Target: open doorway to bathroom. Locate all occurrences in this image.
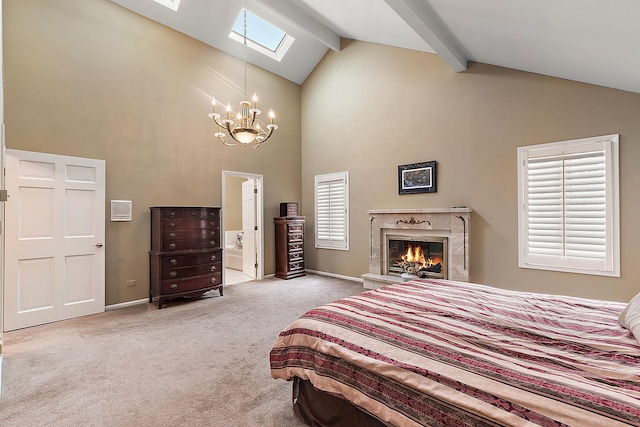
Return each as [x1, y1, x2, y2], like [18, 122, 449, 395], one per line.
[222, 171, 264, 285]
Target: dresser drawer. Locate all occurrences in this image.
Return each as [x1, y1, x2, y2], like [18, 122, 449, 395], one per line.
[288, 233, 303, 243]
[162, 229, 220, 241]
[289, 260, 304, 271]
[287, 223, 304, 233]
[161, 208, 220, 220]
[162, 239, 219, 251]
[289, 242, 303, 252]
[163, 262, 221, 280]
[161, 219, 220, 231]
[161, 273, 222, 295]
[162, 251, 221, 268]
[288, 251, 303, 262]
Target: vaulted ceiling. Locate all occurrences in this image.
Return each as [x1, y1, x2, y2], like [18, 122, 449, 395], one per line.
[109, 0, 640, 94]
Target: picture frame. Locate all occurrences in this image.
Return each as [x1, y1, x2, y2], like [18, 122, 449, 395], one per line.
[398, 161, 437, 195]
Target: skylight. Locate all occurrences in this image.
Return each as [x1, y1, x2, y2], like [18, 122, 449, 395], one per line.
[229, 10, 295, 62]
[153, 0, 181, 12]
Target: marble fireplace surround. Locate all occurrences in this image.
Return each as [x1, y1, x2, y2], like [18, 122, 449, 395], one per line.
[362, 208, 471, 289]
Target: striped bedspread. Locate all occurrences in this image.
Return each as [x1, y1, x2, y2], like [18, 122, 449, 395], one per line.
[270, 279, 640, 426]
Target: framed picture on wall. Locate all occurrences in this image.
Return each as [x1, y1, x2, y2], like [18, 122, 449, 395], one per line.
[398, 161, 437, 194]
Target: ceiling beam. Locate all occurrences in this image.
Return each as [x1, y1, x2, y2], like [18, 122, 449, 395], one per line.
[383, 0, 467, 72]
[259, 0, 341, 52]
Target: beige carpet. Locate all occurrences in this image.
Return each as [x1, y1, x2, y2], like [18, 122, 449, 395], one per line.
[0, 274, 366, 427]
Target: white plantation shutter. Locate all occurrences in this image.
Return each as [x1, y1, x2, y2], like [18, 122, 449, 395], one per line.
[518, 135, 619, 277]
[527, 158, 564, 257]
[564, 154, 607, 259]
[315, 172, 349, 250]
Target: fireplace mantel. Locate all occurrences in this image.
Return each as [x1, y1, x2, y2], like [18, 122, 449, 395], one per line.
[363, 208, 471, 289]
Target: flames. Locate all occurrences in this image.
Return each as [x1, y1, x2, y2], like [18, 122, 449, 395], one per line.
[401, 244, 428, 269]
[400, 244, 441, 272]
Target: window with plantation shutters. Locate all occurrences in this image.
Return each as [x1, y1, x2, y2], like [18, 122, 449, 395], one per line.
[517, 134, 619, 277]
[315, 172, 349, 250]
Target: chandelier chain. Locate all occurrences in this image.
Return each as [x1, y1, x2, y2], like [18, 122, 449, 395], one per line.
[243, 0, 248, 102]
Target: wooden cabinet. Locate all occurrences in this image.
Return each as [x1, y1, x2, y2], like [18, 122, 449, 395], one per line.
[149, 206, 223, 308]
[275, 216, 306, 280]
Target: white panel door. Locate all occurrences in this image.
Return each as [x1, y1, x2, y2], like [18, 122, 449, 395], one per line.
[4, 150, 105, 331]
[242, 179, 256, 279]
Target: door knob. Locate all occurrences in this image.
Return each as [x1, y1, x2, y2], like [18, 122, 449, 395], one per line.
[94, 243, 104, 248]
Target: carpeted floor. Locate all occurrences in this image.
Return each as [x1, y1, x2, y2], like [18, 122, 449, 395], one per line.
[0, 274, 366, 427]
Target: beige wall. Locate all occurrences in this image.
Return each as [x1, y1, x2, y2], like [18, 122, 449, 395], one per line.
[302, 40, 640, 302]
[3, 0, 302, 305]
[6, 1, 640, 306]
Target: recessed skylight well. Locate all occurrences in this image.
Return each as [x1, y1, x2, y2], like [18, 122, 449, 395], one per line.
[153, 0, 181, 12]
[229, 10, 295, 62]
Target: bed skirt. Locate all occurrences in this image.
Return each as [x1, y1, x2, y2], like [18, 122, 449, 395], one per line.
[292, 377, 388, 427]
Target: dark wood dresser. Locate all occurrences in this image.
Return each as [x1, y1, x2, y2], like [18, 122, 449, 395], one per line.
[274, 216, 306, 279]
[149, 206, 223, 309]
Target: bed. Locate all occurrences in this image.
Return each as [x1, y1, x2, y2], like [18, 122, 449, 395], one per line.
[269, 279, 640, 426]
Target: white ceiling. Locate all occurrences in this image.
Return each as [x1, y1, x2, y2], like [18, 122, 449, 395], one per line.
[109, 0, 640, 94]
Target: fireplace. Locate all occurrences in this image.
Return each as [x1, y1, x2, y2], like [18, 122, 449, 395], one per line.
[362, 208, 471, 289]
[387, 236, 447, 279]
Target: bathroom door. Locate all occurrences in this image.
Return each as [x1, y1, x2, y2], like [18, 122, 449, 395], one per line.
[241, 179, 257, 278]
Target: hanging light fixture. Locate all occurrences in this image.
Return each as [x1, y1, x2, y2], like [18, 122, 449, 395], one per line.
[208, 2, 278, 148]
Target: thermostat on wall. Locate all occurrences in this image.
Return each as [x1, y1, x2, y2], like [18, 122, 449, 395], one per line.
[111, 200, 133, 221]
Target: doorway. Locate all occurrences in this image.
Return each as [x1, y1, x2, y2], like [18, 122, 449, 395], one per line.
[222, 171, 264, 285]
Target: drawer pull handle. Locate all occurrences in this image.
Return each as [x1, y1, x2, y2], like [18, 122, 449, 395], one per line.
[210, 266, 217, 272]
[169, 212, 176, 218]
[210, 231, 216, 236]
[170, 259, 177, 265]
[170, 283, 178, 289]
[210, 278, 217, 284]
[169, 223, 176, 229]
[210, 241, 216, 247]
[210, 255, 217, 261]
[169, 243, 177, 250]
[169, 271, 177, 278]
[191, 212, 197, 217]
[169, 233, 176, 239]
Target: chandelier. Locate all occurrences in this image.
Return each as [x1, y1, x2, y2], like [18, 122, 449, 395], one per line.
[208, 3, 278, 148]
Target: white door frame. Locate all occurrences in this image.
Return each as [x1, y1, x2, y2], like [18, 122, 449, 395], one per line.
[241, 178, 257, 278]
[1, 0, 5, 387]
[221, 171, 264, 282]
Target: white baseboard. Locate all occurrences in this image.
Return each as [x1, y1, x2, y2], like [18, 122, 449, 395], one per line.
[105, 298, 148, 311]
[305, 270, 364, 284]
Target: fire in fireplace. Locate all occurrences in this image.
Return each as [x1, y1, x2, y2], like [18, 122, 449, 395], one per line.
[387, 236, 447, 279]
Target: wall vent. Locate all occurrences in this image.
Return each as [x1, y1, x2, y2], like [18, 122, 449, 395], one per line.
[111, 200, 132, 222]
